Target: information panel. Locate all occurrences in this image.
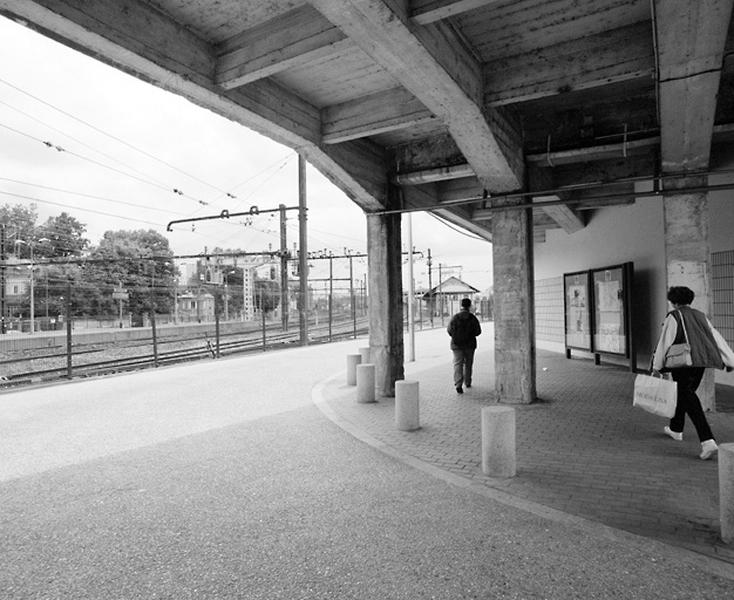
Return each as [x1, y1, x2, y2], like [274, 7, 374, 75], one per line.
[563, 271, 592, 351]
[591, 265, 628, 355]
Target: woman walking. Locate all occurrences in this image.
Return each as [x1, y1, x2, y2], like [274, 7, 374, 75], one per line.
[652, 286, 734, 460]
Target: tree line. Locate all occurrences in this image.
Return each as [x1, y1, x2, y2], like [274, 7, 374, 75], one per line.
[1, 203, 280, 321]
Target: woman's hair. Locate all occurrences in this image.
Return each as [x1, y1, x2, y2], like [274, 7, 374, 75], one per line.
[667, 286, 695, 305]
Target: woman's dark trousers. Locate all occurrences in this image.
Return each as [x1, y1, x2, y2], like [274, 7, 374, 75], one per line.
[670, 367, 714, 442]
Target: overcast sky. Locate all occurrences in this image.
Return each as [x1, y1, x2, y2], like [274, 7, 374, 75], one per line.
[0, 15, 493, 292]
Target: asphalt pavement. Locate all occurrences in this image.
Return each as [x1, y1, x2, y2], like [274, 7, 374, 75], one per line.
[1, 330, 733, 598]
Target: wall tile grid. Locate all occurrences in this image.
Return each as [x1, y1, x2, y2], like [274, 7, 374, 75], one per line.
[534, 276, 564, 343]
[712, 249, 734, 347]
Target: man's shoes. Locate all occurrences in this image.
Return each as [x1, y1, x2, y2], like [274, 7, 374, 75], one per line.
[664, 426, 682, 441]
[700, 439, 718, 460]
[456, 386, 463, 394]
[465, 383, 471, 389]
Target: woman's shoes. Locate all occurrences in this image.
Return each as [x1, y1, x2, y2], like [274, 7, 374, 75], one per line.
[664, 426, 682, 441]
[700, 439, 718, 460]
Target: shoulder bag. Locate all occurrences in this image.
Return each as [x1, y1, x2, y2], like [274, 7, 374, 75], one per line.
[664, 310, 693, 369]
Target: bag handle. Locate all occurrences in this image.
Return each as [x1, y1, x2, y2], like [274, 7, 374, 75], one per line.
[676, 309, 689, 343]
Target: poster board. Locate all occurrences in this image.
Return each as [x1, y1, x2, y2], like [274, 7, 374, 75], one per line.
[563, 271, 592, 351]
[564, 262, 634, 364]
[590, 264, 631, 356]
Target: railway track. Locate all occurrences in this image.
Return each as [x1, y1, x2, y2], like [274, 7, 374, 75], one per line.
[0, 319, 369, 389]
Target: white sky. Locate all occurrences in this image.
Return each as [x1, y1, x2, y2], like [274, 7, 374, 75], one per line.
[0, 15, 493, 292]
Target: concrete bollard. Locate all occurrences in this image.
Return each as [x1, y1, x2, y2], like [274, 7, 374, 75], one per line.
[395, 380, 420, 431]
[720, 443, 734, 544]
[481, 406, 516, 478]
[359, 346, 371, 364]
[356, 363, 376, 403]
[346, 354, 362, 386]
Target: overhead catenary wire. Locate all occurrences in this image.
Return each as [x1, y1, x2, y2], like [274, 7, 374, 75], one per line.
[0, 177, 190, 217]
[0, 97, 185, 193]
[0, 120, 211, 206]
[0, 75, 233, 196]
[0, 190, 163, 228]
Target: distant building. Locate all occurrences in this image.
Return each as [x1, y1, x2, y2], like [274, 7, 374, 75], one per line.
[423, 276, 481, 317]
[2, 257, 30, 320]
[175, 290, 215, 322]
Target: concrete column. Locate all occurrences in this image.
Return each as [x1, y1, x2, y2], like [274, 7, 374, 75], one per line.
[366, 210, 404, 398]
[481, 406, 516, 477]
[663, 183, 714, 410]
[346, 353, 361, 386]
[720, 443, 734, 544]
[491, 200, 536, 404]
[356, 363, 376, 404]
[359, 346, 370, 364]
[395, 380, 419, 431]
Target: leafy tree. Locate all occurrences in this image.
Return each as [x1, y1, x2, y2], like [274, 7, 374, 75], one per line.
[83, 230, 178, 317]
[36, 212, 89, 258]
[0, 203, 39, 251]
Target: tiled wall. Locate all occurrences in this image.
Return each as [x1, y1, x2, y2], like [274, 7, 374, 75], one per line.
[534, 276, 564, 344]
[536, 253, 734, 349]
[712, 249, 734, 347]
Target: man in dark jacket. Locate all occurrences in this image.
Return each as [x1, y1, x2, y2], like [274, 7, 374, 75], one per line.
[447, 298, 482, 394]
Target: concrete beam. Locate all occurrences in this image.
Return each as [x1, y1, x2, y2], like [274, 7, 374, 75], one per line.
[410, 0, 505, 25]
[322, 87, 436, 144]
[0, 0, 389, 210]
[395, 164, 475, 185]
[532, 196, 585, 234]
[654, 0, 734, 172]
[215, 5, 350, 89]
[310, 0, 524, 192]
[484, 22, 654, 106]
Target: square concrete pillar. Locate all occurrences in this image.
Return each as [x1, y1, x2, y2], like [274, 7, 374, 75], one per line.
[367, 211, 404, 398]
[663, 187, 714, 410]
[491, 200, 536, 404]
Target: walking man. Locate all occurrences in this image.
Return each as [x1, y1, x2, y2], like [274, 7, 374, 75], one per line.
[447, 297, 481, 394]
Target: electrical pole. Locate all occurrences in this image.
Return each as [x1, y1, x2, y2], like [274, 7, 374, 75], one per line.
[439, 263, 444, 326]
[279, 203, 288, 331]
[0, 224, 5, 334]
[427, 248, 433, 328]
[407, 214, 415, 361]
[349, 252, 356, 339]
[298, 154, 308, 345]
[328, 252, 333, 341]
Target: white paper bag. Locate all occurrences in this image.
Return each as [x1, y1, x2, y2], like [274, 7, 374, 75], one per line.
[633, 374, 677, 418]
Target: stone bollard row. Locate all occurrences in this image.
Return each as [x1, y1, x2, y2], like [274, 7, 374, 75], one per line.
[356, 363, 376, 403]
[359, 346, 370, 364]
[395, 380, 420, 431]
[481, 406, 516, 478]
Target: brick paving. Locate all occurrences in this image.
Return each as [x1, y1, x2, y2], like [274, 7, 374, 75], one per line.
[319, 328, 734, 564]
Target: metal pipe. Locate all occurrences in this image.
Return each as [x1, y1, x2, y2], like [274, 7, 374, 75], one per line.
[373, 180, 734, 217]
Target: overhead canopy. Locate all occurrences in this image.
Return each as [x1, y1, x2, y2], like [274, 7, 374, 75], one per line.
[1, 0, 733, 242]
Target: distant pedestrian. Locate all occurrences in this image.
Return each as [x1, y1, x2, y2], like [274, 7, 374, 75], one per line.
[447, 298, 481, 394]
[652, 286, 734, 460]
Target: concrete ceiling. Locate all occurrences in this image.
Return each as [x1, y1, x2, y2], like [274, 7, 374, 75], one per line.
[2, 0, 733, 242]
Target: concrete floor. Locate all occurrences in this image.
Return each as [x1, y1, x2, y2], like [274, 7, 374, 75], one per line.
[1, 333, 733, 598]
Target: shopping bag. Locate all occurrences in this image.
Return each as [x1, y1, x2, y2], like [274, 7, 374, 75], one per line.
[633, 374, 677, 418]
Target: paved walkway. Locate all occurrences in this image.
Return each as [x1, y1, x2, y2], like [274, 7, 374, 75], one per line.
[315, 326, 734, 566]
